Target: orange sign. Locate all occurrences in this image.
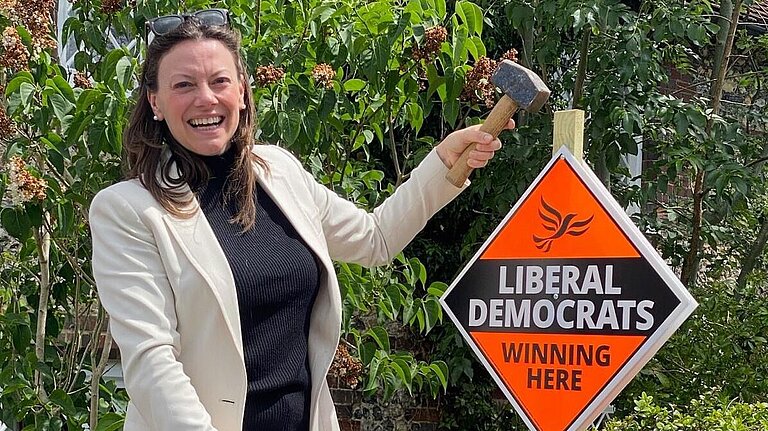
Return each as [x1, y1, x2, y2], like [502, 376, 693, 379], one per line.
[440, 148, 697, 431]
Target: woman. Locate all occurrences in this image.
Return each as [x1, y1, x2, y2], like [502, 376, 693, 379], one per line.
[89, 10, 513, 431]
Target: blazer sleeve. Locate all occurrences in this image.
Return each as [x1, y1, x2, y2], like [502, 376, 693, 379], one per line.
[89, 187, 218, 431]
[290, 147, 467, 267]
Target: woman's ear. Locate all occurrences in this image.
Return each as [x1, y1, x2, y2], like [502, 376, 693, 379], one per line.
[147, 91, 163, 120]
[238, 75, 246, 110]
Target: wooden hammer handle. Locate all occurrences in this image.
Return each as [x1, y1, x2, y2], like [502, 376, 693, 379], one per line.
[445, 95, 520, 187]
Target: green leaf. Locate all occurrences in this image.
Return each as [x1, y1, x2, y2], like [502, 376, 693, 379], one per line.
[415, 306, 426, 332]
[56, 202, 75, 235]
[318, 91, 337, 119]
[407, 103, 424, 132]
[392, 359, 413, 393]
[359, 341, 376, 366]
[53, 75, 76, 103]
[364, 356, 381, 392]
[5, 72, 34, 96]
[427, 281, 448, 297]
[8, 82, 36, 114]
[49, 93, 74, 123]
[310, 4, 336, 24]
[362, 129, 374, 144]
[366, 326, 390, 351]
[26, 204, 43, 227]
[423, 299, 441, 333]
[434, 0, 446, 18]
[429, 361, 448, 390]
[343, 79, 366, 92]
[460, 2, 483, 36]
[115, 56, 133, 90]
[464, 37, 478, 61]
[94, 413, 125, 431]
[76, 89, 104, 112]
[101, 49, 127, 82]
[49, 389, 77, 415]
[454, 1, 468, 26]
[281, 111, 303, 148]
[371, 123, 384, 145]
[444, 98, 459, 128]
[302, 110, 321, 142]
[384, 284, 404, 313]
[452, 26, 468, 64]
[66, 113, 94, 147]
[1, 207, 32, 241]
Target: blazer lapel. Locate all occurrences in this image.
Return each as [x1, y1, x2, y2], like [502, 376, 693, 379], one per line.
[253, 157, 330, 270]
[155, 148, 334, 363]
[161, 209, 243, 358]
[154, 154, 244, 358]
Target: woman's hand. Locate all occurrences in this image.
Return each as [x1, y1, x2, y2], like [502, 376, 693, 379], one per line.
[435, 119, 516, 169]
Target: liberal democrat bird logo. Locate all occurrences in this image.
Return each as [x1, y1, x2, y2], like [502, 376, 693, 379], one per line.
[532, 197, 594, 252]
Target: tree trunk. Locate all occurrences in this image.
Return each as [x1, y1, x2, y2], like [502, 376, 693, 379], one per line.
[254, 0, 261, 39]
[90, 311, 113, 431]
[737, 215, 768, 289]
[680, 0, 742, 286]
[710, 0, 733, 82]
[33, 220, 51, 404]
[518, 0, 537, 128]
[734, 141, 768, 287]
[572, 28, 591, 109]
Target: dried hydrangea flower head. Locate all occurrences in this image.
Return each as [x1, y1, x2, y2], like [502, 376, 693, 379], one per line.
[311, 63, 335, 89]
[412, 25, 447, 62]
[461, 56, 499, 108]
[6, 155, 47, 205]
[327, 344, 363, 389]
[0, 27, 30, 71]
[255, 64, 285, 86]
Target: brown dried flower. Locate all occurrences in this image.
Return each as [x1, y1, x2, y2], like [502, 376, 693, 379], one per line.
[499, 48, 519, 63]
[0, 0, 57, 55]
[1, 27, 29, 71]
[100, 0, 122, 14]
[311, 63, 335, 89]
[73, 71, 91, 89]
[412, 25, 448, 62]
[0, 106, 17, 138]
[417, 66, 428, 92]
[255, 64, 285, 86]
[0, 0, 18, 21]
[328, 344, 363, 389]
[6, 155, 47, 205]
[461, 56, 498, 108]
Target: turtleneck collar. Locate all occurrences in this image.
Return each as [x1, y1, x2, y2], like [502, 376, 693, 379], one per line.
[199, 144, 238, 180]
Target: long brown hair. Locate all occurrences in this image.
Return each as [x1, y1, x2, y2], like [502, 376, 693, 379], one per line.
[124, 18, 267, 231]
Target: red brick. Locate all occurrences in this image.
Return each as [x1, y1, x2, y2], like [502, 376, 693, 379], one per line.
[409, 407, 440, 422]
[338, 418, 361, 431]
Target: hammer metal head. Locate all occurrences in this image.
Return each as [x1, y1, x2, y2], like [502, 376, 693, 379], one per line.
[491, 60, 551, 113]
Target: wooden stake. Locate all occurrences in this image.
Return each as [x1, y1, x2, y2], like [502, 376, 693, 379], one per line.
[553, 110, 584, 161]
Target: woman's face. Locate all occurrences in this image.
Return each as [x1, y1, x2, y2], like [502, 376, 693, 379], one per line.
[148, 38, 245, 156]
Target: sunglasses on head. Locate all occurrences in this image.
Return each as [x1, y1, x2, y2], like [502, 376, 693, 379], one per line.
[146, 8, 230, 37]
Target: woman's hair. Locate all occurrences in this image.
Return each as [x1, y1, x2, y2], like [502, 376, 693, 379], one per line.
[124, 18, 267, 231]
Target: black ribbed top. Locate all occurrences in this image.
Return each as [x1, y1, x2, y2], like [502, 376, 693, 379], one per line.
[193, 148, 319, 431]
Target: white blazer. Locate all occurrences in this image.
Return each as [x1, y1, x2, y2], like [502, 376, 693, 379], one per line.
[89, 145, 466, 431]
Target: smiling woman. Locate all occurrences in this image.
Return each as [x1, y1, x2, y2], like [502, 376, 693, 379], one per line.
[147, 39, 245, 157]
[88, 10, 512, 431]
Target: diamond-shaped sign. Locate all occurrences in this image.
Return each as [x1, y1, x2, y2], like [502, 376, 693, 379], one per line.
[440, 148, 697, 431]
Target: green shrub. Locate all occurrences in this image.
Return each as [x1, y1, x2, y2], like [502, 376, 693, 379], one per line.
[605, 391, 768, 431]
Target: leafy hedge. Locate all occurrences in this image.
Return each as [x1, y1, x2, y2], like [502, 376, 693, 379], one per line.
[605, 391, 768, 431]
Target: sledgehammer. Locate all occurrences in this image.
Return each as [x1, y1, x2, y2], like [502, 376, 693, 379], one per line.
[445, 60, 551, 187]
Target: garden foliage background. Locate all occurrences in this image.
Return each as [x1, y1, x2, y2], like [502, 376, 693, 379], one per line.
[0, 0, 767, 429]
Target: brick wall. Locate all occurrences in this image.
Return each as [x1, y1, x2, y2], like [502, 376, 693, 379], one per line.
[330, 375, 442, 431]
